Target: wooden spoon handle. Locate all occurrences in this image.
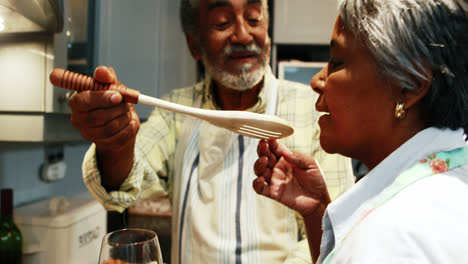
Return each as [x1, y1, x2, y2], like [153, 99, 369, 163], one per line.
[49, 68, 140, 104]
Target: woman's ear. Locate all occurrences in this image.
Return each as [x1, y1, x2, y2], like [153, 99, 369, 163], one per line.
[400, 68, 432, 110]
[186, 34, 201, 61]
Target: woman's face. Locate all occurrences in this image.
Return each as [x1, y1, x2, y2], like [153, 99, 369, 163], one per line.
[311, 17, 399, 166]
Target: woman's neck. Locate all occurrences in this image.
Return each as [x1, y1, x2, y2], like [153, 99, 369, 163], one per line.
[360, 118, 428, 171]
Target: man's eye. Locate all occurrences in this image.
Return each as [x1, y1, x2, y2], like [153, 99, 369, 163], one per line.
[248, 18, 261, 25]
[213, 21, 231, 29]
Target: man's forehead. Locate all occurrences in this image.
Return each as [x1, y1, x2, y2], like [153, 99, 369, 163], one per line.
[201, 0, 263, 10]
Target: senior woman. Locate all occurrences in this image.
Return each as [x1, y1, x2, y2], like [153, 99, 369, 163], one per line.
[253, 0, 468, 263]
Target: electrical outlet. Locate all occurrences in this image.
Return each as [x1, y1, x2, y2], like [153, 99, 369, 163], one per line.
[40, 145, 67, 182]
[41, 161, 67, 182]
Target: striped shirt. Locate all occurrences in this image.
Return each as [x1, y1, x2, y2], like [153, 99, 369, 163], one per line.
[83, 68, 355, 264]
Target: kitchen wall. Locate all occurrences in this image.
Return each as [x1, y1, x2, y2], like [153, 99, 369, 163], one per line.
[0, 140, 91, 207]
[0, 0, 196, 208]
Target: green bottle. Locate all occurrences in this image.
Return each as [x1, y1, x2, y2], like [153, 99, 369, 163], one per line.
[0, 189, 22, 264]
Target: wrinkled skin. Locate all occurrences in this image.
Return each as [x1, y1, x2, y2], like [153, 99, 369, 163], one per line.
[68, 66, 140, 151]
[252, 139, 331, 217]
[68, 66, 140, 189]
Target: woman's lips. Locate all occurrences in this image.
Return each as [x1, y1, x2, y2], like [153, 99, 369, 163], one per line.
[318, 113, 330, 127]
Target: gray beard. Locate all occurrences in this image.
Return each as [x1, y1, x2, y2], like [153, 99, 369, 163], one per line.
[202, 58, 265, 91]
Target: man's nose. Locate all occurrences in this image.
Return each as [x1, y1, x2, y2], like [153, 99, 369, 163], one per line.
[230, 19, 253, 44]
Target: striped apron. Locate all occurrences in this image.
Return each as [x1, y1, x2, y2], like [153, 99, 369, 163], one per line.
[171, 77, 299, 264]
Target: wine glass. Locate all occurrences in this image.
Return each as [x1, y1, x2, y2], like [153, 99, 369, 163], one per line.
[98, 228, 163, 264]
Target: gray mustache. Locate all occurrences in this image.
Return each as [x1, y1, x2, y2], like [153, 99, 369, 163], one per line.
[224, 43, 262, 56]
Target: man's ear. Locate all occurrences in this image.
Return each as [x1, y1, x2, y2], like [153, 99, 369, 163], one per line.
[186, 34, 201, 61]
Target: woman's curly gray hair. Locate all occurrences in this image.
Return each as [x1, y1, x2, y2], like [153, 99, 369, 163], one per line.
[338, 0, 468, 135]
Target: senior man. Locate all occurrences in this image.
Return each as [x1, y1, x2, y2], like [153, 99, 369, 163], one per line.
[69, 0, 355, 263]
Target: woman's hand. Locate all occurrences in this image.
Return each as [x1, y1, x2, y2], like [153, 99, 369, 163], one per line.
[252, 139, 331, 217]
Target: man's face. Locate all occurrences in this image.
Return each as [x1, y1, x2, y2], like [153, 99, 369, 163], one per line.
[195, 0, 271, 91]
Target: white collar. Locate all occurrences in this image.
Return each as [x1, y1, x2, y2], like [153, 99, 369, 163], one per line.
[326, 127, 466, 244]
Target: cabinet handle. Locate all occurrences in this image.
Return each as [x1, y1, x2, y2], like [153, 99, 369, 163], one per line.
[49, 68, 140, 104]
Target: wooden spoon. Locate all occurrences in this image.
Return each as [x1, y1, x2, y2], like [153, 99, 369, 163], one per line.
[50, 68, 294, 139]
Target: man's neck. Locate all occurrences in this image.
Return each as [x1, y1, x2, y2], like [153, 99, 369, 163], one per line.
[212, 79, 264, 110]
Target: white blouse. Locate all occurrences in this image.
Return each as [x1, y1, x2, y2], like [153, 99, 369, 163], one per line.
[319, 127, 468, 263]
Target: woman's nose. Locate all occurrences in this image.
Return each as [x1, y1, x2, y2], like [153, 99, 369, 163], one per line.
[311, 67, 326, 95]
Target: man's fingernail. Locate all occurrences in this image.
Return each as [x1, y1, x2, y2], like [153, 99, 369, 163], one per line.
[110, 93, 122, 104]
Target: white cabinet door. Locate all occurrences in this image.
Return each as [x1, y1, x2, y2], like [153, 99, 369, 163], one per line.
[95, 0, 197, 119]
[0, 0, 84, 142]
[0, 0, 68, 113]
[0, 41, 47, 112]
[273, 0, 338, 44]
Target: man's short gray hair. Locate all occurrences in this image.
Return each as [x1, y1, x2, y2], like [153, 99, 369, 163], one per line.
[180, 0, 199, 35]
[338, 0, 468, 134]
[179, 0, 269, 36]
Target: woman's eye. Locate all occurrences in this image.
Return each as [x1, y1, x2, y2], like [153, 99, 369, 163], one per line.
[329, 58, 343, 70]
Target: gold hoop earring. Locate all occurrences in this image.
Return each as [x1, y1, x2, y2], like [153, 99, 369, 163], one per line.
[395, 102, 406, 119]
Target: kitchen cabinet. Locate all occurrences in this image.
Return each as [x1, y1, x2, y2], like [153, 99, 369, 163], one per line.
[0, 0, 84, 142]
[273, 0, 338, 44]
[0, 0, 197, 141]
[95, 0, 197, 119]
[271, 0, 336, 75]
